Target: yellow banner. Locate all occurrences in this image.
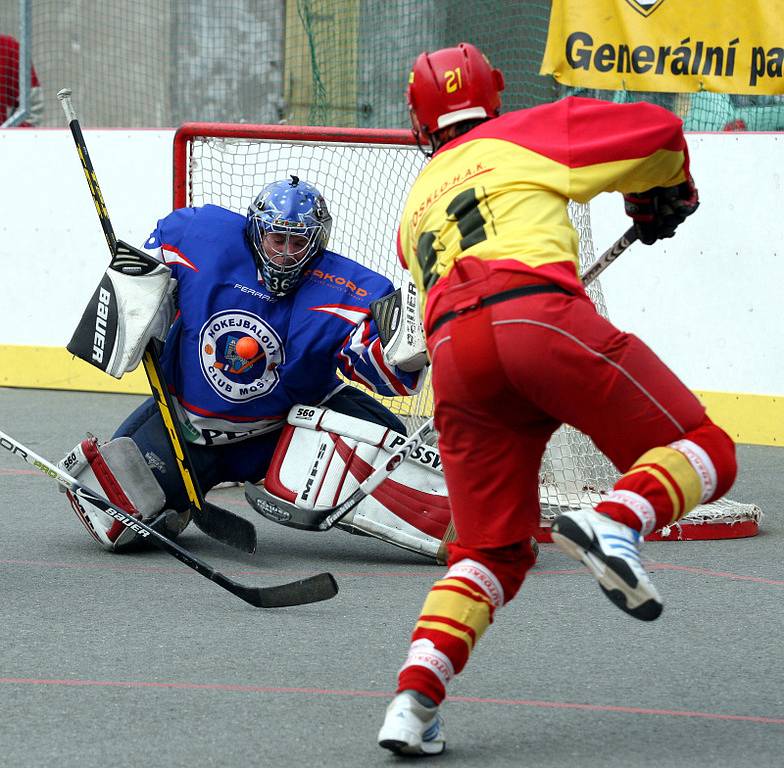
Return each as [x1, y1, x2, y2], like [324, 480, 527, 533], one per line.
[541, 0, 784, 94]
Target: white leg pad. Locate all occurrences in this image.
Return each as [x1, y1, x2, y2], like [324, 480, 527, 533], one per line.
[264, 406, 451, 558]
[58, 436, 166, 551]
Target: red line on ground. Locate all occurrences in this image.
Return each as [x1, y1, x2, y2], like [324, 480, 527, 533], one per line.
[0, 678, 782, 725]
[0, 558, 590, 580]
[0, 559, 331, 578]
[651, 563, 784, 586]
[0, 468, 39, 476]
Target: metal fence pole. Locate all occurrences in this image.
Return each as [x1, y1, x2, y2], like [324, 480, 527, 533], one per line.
[2, 0, 32, 127]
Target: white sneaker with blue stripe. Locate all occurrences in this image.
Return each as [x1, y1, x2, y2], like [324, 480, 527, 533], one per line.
[378, 692, 445, 756]
[551, 508, 663, 621]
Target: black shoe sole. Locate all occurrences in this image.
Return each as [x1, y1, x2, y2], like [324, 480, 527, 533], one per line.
[379, 738, 445, 757]
[552, 516, 662, 622]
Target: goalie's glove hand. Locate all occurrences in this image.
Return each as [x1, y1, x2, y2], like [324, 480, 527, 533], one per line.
[623, 176, 699, 245]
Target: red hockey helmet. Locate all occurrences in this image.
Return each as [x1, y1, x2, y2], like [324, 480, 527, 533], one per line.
[407, 43, 505, 138]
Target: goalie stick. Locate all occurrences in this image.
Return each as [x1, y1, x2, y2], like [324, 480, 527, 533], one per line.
[0, 429, 337, 607]
[246, 227, 638, 534]
[57, 87, 256, 555]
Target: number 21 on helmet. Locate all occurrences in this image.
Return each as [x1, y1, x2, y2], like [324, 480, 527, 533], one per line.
[406, 42, 505, 153]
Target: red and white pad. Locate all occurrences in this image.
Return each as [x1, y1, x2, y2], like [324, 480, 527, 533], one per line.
[263, 405, 451, 558]
[58, 436, 167, 551]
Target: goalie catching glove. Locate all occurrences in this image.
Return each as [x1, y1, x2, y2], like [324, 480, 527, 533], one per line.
[67, 240, 177, 378]
[623, 175, 699, 245]
[370, 272, 429, 372]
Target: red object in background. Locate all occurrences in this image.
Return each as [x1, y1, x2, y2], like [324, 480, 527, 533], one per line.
[722, 118, 748, 132]
[0, 33, 40, 126]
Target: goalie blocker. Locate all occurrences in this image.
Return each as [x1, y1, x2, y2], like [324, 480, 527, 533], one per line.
[370, 272, 428, 372]
[256, 405, 450, 559]
[67, 241, 176, 379]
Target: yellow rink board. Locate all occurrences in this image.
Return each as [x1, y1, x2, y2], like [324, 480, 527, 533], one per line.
[0, 344, 780, 447]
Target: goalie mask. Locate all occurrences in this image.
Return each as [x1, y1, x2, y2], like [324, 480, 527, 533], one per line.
[246, 176, 332, 296]
[407, 42, 504, 153]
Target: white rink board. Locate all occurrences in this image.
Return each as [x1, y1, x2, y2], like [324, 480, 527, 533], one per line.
[590, 132, 784, 397]
[0, 128, 781, 397]
[0, 129, 173, 347]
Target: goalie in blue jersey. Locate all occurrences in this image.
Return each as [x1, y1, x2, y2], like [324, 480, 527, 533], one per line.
[58, 176, 453, 557]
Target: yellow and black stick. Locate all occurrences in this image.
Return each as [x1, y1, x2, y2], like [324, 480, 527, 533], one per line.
[57, 87, 256, 554]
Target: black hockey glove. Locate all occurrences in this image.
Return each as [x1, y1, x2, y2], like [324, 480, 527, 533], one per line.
[623, 176, 699, 245]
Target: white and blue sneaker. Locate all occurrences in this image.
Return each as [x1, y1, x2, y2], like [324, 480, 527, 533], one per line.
[551, 508, 663, 621]
[378, 691, 445, 756]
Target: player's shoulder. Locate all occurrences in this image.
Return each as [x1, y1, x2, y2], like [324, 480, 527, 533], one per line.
[155, 204, 244, 242]
[304, 249, 394, 304]
[458, 102, 571, 143]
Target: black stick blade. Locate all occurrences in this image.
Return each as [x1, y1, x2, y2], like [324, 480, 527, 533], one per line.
[192, 502, 258, 554]
[238, 572, 339, 608]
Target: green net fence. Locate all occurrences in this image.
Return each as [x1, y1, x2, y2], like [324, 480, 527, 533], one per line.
[3, 0, 784, 130]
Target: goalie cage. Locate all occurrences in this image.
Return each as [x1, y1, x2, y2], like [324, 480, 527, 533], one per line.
[173, 122, 761, 543]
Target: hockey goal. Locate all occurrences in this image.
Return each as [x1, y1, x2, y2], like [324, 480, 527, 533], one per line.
[173, 123, 761, 542]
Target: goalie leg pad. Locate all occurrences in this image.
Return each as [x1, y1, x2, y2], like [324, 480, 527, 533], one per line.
[58, 436, 174, 551]
[264, 406, 451, 558]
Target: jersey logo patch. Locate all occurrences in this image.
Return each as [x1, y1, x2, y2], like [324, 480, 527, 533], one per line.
[198, 310, 285, 402]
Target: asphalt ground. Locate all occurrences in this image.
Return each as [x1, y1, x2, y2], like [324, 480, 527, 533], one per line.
[1, 387, 782, 768]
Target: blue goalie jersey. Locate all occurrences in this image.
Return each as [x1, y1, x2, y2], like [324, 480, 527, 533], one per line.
[143, 205, 424, 445]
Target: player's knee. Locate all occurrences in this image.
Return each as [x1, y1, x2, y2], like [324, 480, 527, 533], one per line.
[447, 539, 536, 603]
[678, 416, 737, 502]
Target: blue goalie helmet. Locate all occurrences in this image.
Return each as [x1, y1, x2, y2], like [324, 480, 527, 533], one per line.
[246, 175, 333, 296]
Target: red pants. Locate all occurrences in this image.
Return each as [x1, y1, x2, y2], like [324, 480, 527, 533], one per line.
[396, 258, 736, 704]
[427, 258, 731, 553]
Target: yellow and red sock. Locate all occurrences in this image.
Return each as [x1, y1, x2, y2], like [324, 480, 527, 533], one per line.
[597, 417, 737, 534]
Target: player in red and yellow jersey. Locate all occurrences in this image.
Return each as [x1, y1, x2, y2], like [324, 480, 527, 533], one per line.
[378, 43, 738, 757]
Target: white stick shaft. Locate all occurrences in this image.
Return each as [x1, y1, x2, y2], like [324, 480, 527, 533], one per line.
[360, 417, 436, 495]
[57, 87, 77, 123]
[0, 429, 76, 488]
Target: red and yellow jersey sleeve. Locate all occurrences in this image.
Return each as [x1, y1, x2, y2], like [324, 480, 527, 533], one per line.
[398, 96, 690, 310]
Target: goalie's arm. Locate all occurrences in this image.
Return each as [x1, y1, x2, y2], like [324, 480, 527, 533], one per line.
[335, 278, 426, 397]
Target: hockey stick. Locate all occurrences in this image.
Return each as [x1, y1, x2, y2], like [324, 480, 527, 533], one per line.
[580, 226, 637, 285]
[0, 429, 337, 607]
[246, 226, 638, 534]
[57, 87, 256, 555]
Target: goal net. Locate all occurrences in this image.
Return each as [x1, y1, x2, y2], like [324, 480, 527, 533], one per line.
[173, 123, 761, 541]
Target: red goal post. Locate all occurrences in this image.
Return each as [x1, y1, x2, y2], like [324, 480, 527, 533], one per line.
[172, 122, 761, 542]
